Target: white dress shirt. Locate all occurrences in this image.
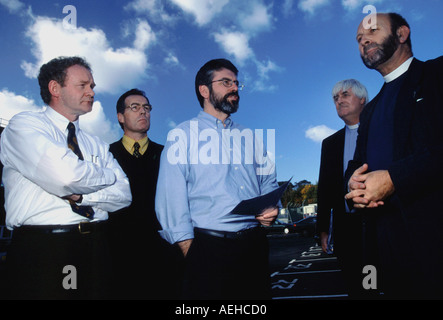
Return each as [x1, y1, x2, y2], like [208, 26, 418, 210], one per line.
[0, 107, 132, 229]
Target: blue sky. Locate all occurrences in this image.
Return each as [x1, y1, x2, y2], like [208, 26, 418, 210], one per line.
[0, 0, 442, 184]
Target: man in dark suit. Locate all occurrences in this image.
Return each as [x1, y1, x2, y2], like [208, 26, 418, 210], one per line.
[346, 13, 443, 298]
[108, 88, 182, 299]
[317, 79, 368, 297]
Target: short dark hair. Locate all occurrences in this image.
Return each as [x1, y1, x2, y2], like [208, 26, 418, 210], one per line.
[38, 56, 91, 105]
[116, 88, 150, 129]
[387, 12, 412, 53]
[195, 59, 238, 108]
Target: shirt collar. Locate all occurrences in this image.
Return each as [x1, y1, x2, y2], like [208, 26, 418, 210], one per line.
[198, 110, 233, 129]
[384, 57, 413, 83]
[122, 135, 149, 154]
[45, 107, 79, 133]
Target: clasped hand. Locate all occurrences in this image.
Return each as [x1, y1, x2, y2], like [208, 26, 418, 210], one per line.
[345, 163, 395, 209]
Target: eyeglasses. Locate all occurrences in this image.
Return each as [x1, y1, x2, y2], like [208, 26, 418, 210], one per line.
[209, 78, 245, 91]
[125, 103, 152, 113]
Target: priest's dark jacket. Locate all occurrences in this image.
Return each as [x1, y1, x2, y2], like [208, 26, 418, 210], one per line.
[345, 57, 443, 298]
[317, 127, 365, 296]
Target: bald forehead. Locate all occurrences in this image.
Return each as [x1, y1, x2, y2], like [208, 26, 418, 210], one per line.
[358, 13, 390, 31]
[356, 13, 393, 43]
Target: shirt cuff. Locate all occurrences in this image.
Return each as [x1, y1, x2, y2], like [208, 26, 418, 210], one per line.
[158, 224, 194, 244]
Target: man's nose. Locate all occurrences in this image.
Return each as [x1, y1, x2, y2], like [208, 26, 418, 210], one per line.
[86, 86, 95, 97]
[360, 34, 371, 47]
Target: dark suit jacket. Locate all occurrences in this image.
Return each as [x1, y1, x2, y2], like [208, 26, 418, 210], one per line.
[345, 57, 443, 297]
[317, 128, 345, 234]
[317, 128, 362, 258]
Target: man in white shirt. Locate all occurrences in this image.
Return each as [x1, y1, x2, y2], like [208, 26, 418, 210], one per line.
[0, 56, 132, 299]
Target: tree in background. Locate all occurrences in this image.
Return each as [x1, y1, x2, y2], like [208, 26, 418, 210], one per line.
[280, 179, 317, 208]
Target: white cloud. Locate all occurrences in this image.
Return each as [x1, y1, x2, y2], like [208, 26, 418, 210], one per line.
[134, 19, 157, 51]
[126, 0, 279, 92]
[170, 0, 229, 26]
[341, 0, 383, 12]
[0, 89, 43, 125]
[257, 59, 281, 78]
[251, 59, 283, 92]
[20, 17, 153, 95]
[0, 0, 24, 13]
[164, 53, 181, 68]
[80, 101, 121, 144]
[213, 31, 282, 92]
[305, 125, 336, 142]
[298, 0, 330, 15]
[282, 0, 296, 17]
[240, 3, 273, 33]
[213, 31, 254, 64]
[125, 0, 176, 24]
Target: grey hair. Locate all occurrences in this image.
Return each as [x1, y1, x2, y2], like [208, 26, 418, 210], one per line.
[332, 79, 369, 105]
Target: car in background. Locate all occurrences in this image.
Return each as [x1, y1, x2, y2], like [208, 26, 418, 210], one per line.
[265, 219, 296, 235]
[293, 216, 317, 237]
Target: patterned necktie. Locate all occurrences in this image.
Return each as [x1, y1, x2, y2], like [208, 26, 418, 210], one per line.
[67, 122, 94, 219]
[133, 142, 141, 158]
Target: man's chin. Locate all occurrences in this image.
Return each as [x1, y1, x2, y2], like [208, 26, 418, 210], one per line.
[215, 106, 238, 115]
[361, 56, 380, 70]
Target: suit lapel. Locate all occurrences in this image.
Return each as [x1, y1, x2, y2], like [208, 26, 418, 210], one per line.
[329, 128, 346, 180]
[393, 58, 424, 159]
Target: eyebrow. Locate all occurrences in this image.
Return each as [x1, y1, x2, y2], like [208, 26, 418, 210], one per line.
[78, 79, 95, 87]
[215, 77, 237, 82]
[129, 102, 151, 106]
[333, 91, 349, 100]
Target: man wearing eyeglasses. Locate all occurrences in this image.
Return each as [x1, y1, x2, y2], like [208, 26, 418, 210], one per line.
[108, 88, 182, 299]
[155, 59, 279, 300]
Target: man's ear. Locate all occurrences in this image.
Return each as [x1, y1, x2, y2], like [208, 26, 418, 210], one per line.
[199, 85, 210, 99]
[48, 80, 60, 96]
[117, 112, 125, 126]
[397, 25, 410, 44]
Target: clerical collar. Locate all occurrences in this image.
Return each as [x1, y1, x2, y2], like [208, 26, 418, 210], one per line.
[384, 57, 413, 83]
[346, 123, 359, 130]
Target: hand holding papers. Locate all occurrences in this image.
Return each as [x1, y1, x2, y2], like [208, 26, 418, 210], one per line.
[231, 179, 291, 215]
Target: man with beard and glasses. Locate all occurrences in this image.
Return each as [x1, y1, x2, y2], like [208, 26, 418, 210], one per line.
[345, 13, 443, 298]
[155, 59, 279, 300]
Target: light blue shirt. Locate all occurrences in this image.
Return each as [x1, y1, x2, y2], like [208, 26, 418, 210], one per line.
[155, 111, 279, 244]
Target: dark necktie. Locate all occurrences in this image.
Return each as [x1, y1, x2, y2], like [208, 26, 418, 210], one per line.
[67, 122, 94, 219]
[133, 142, 141, 158]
